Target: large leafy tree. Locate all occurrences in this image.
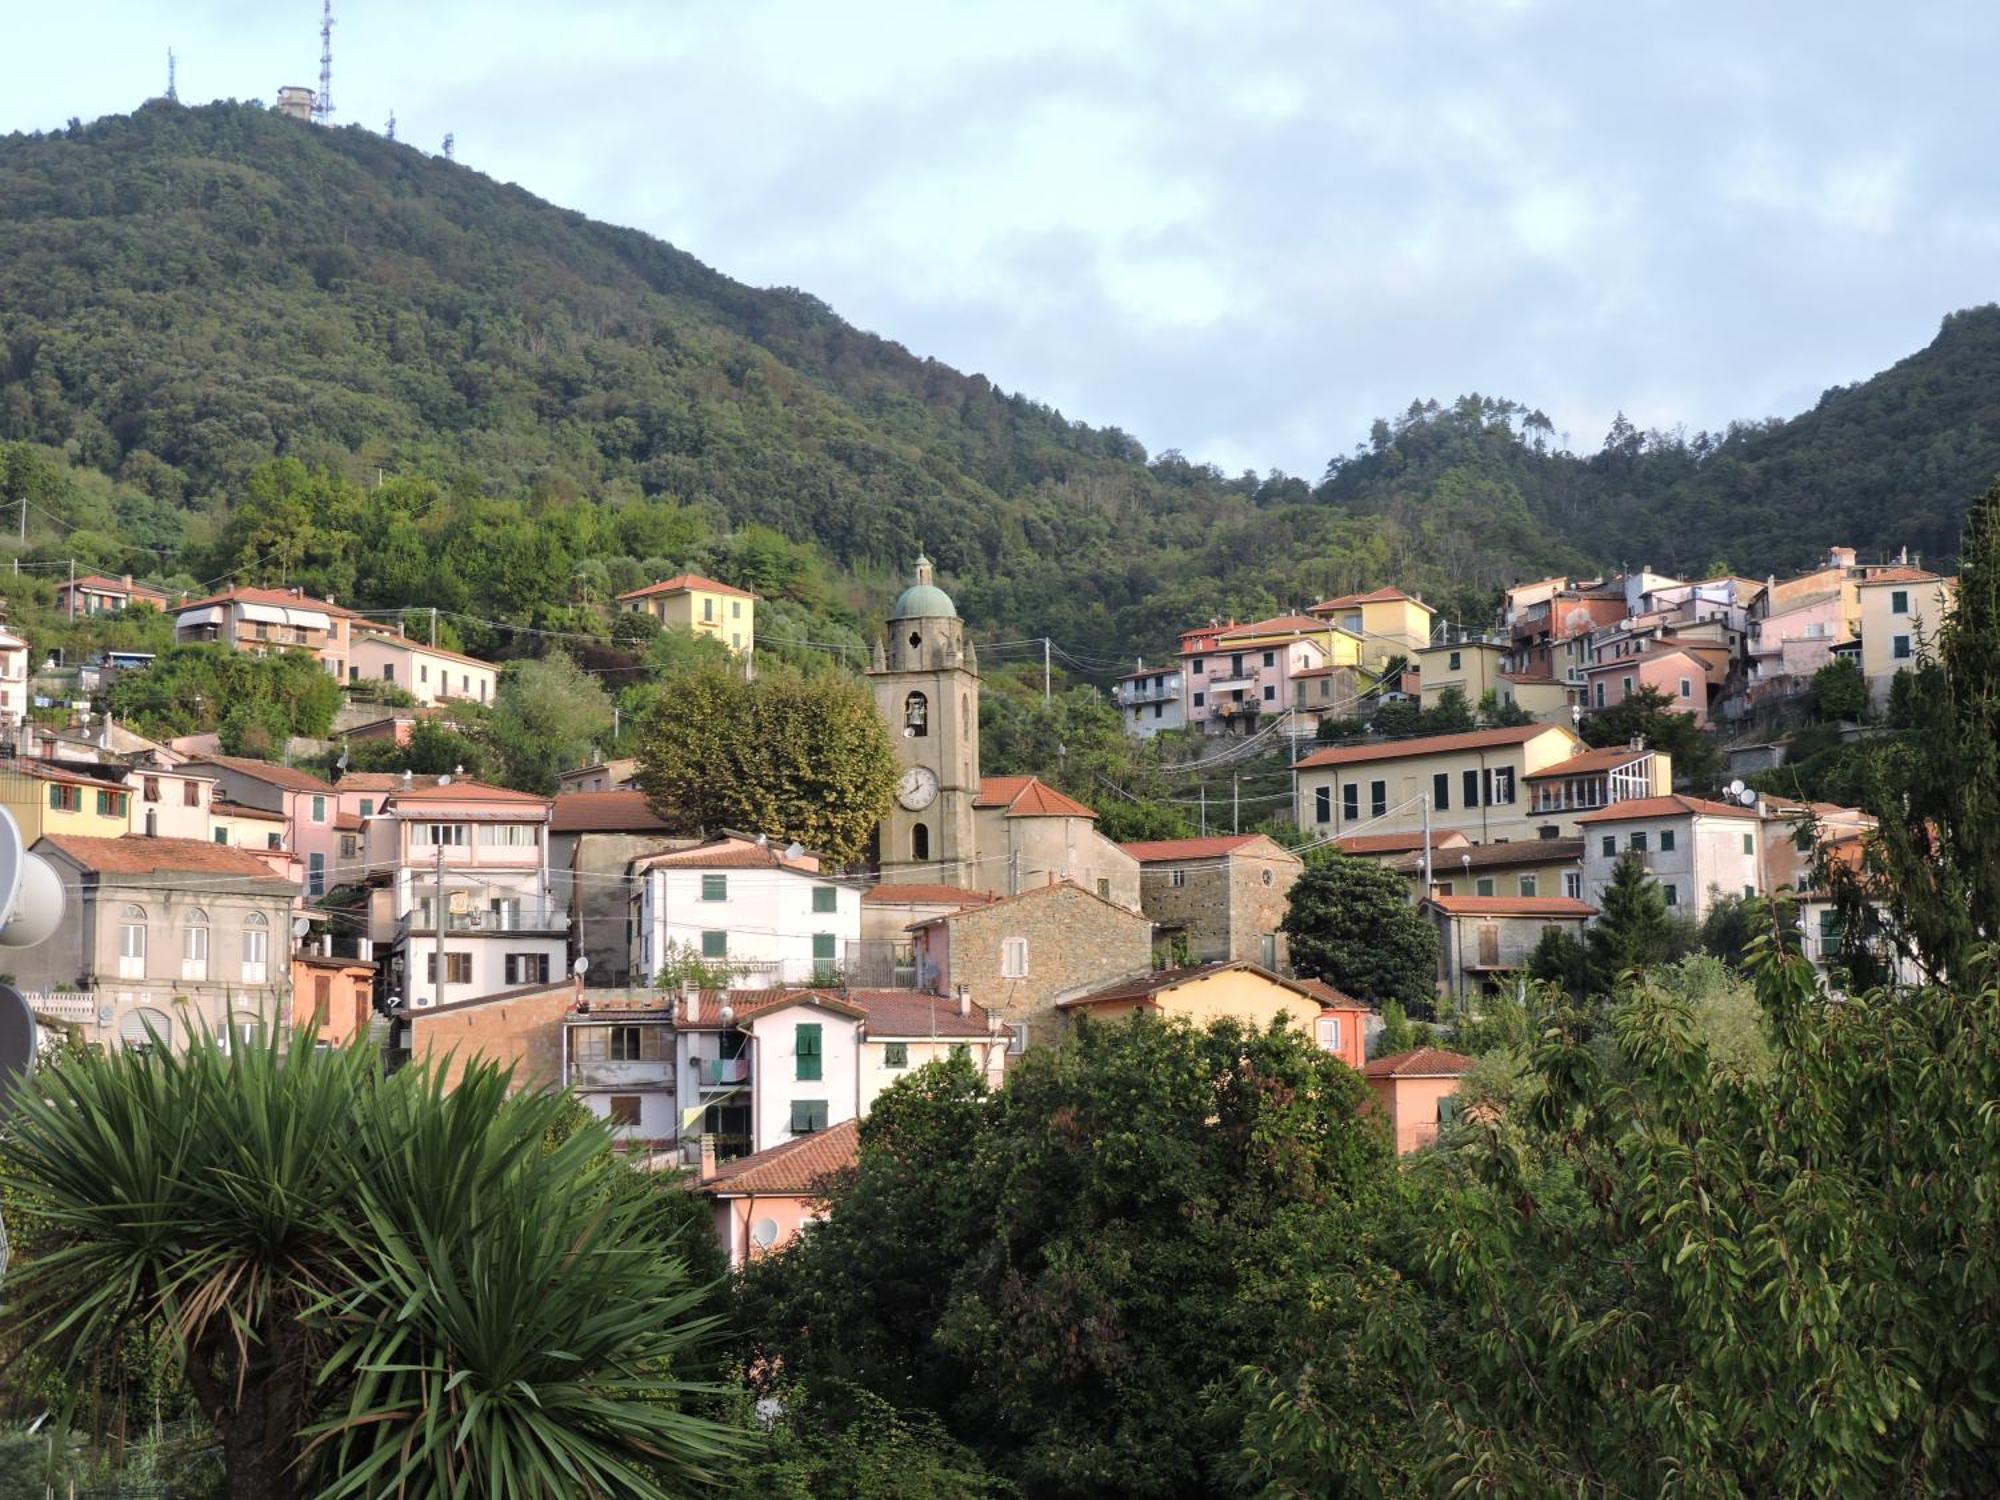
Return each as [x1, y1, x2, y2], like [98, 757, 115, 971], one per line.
[0, 1036, 740, 1498]
[1581, 684, 1721, 786]
[634, 661, 896, 866]
[738, 1022, 1396, 1497]
[487, 652, 615, 794]
[1279, 852, 1440, 1007]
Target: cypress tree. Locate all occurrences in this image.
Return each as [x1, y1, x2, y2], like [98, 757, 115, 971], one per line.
[1587, 850, 1676, 988]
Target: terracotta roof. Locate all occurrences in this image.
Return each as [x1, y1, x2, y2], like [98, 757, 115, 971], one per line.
[616, 573, 758, 602]
[173, 585, 360, 618]
[1855, 568, 1947, 586]
[212, 798, 285, 822]
[333, 811, 362, 832]
[38, 833, 293, 880]
[862, 883, 999, 907]
[0, 760, 123, 789]
[190, 755, 335, 793]
[631, 837, 821, 874]
[60, 574, 170, 600]
[1311, 587, 1426, 610]
[1214, 613, 1331, 640]
[1498, 672, 1562, 685]
[846, 989, 995, 1037]
[1058, 960, 1328, 1011]
[668, 988, 868, 1031]
[1295, 724, 1564, 770]
[906, 877, 1137, 930]
[974, 775, 1095, 818]
[1580, 645, 1710, 675]
[1362, 1046, 1476, 1079]
[1120, 834, 1267, 862]
[331, 772, 407, 791]
[1524, 746, 1654, 779]
[549, 790, 672, 834]
[1395, 837, 1582, 873]
[386, 780, 549, 807]
[294, 951, 379, 971]
[1334, 830, 1471, 856]
[1292, 976, 1370, 1010]
[1424, 894, 1597, 918]
[1575, 795, 1760, 824]
[396, 979, 574, 1020]
[702, 1119, 859, 1197]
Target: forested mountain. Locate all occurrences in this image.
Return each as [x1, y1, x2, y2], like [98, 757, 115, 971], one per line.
[1, 100, 1997, 662]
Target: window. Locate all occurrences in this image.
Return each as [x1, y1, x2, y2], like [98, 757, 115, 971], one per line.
[214, 828, 228, 845]
[359, 799, 374, 818]
[1438, 1096, 1462, 1126]
[478, 824, 537, 846]
[266, 832, 282, 850]
[1891, 589, 1909, 614]
[732, 600, 742, 618]
[1630, 832, 1648, 852]
[1818, 909, 1843, 945]
[1893, 634, 1912, 660]
[242, 914, 269, 983]
[143, 776, 161, 803]
[1262, 684, 1275, 702]
[96, 788, 126, 817]
[904, 690, 928, 737]
[182, 912, 209, 979]
[701, 874, 728, 902]
[794, 1022, 825, 1081]
[1231, 654, 1244, 675]
[47, 783, 79, 812]
[382, 662, 396, 684]
[703, 597, 715, 622]
[312, 975, 332, 1019]
[1742, 832, 1755, 856]
[1600, 833, 1616, 859]
[1564, 870, 1582, 899]
[184, 779, 201, 806]
[413, 823, 467, 847]
[307, 852, 326, 897]
[1370, 779, 1387, 818]
[1006, 1021, 1029, 1055]
[790, 1099, 828, 1134]
[1316, 1015, 1342, 1052]
[1096, 877, 1111, 900]
[1314, 786, 1331, 824]
[605, 1096, 643, 1127]
[1519, 875, 1537, 897]
[1448, 650, 1462, 670]
[1001, 936, 1029, 978]
[504, 953, 551, 985]
[1432, 772, 1450, 811]
[118, 905, 147, 978]
[1594, 681, 1606, 708]
[1190, 657, 1204, 674]
[1192, 691, 1205, 707]
[1342, 784, 1358, 821]
[884, 1041, 909, 1069]
[700, 930, 728, 960]
[912, 823, 930, 861]
[1621, 676, 1634, 698]
[1662, 884, 1679, 907]
[1462, 769, 1480, 809]
[311, 795, 327, 823]
[339, 834, 358, 858]
[425, 952, 474, 984]
[1492, 768, 1515, 805]
[812, 932, 837, 963]
[1152, 703, 1163, 719]
[812, 886, 837, 913]
[1169, 867, 1188, 891]
[419, 663, 429, 684]
[1475, 876, 1496, 897]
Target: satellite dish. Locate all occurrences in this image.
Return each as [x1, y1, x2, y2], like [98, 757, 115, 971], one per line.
[750, 1217, 780, 1249]
[291, 916, 312, 940]
[783, 842, 805, 862]
[0, 807, 64, 951]
[1725, 779, 1746, 799]
[0, 985, 36, 1118]
[572, 955, 589, 976]
[903, 727, 916, 738]
[1739, 787, 1759, 807]
[437, 775, 452, 786]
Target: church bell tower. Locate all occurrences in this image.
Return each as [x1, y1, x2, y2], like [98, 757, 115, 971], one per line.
[869, 554, 979, 887]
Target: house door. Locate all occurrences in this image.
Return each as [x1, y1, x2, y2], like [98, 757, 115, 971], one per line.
[1477, 925, 1500, 969]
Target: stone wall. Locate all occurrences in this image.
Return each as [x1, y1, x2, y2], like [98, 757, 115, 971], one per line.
[1135, 840, 1300, 966]
[405, 981, 576, 1093]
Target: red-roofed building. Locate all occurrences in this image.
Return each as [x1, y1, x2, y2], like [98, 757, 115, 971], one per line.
[55, 572, 171, 618]
[629, 836, 861, 991]
[969, 776, 1140, 909]
[1057, 959, 1371, 1066]
[348, 621, 498, 706]
[173, 586, 359, 680]
[1120, 832, 1302, 968]
[190, 755, 339, 901]
[547, 789, 686, 988]
[1294, 723, 1589, 843]
[698, 1118, 859, 1268]
[1579, 795, 1764, 921]
[1361, 1047, 1477, 1154]
[615, 574, 757, 655]
[1420, 892, 1597, 1000]
[1181, 613, 1351, 736]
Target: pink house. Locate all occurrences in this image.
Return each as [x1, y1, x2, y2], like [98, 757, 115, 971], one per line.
[699, 1117, 859, 1268]
[191, 755, 340, 900]
[1180, 614, 1342, 734]
[1746, 590, 1851, 701]
[1582, 646, 1717, 726]
[1363, 1046, 1476, 1154]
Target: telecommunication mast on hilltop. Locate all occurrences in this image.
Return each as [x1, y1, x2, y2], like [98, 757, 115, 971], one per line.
[311, 0, 335, 124]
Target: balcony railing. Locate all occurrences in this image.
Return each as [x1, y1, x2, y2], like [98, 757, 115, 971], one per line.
[693, 1056, 751, 1089]
[402, 902, 566, 936]
[568, 1058, 676, 1091]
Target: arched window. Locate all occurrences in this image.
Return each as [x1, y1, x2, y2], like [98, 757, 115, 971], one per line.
[912, 823, 930, 862]
[242, 911, 270, 984]
[904, 691, 928, 737]
[183, 907, 210, 979]
[118, 904, 147, 978]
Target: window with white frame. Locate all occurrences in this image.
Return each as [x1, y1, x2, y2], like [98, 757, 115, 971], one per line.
[1007, 1021, 1029, 1055]
[182, 909, 209, 980]
[477, 824, 537, 847]
[1001, 936, 1028, 979]
[242, 913, 269, 984]
[117, 904, 147, 979]
[412, 823, 468, 847]
[1316, 1015, 1342, 1053]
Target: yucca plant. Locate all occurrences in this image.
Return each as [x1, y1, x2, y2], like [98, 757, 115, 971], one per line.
[0, 1031, 742, 1498]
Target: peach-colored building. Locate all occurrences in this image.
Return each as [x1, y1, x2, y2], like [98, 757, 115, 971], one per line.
[699, 1118, 859, 1268]
[55, 573, 172, 617]
[1363, 1046, 1476, 1154]
[292, 952, 378, 1046]
[1581, 645, 1721, 725]
[172, 586, 359, 681]
[1181, 615, 1354, 735]
[191, 756, 340, 900]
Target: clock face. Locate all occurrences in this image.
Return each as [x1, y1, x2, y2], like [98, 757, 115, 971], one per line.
[898, 766, 940, 810]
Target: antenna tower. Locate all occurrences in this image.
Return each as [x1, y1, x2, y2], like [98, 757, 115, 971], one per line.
[385, 109, 396, 141]
[312, 0, 334, 125]
[441, 132, 455, 161]
[166, 50, 178, 103]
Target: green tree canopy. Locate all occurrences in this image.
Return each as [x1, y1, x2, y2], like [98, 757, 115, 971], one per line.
[1279, 852, 1439, 1008]
[1581, 684, 1721, 786]
[487, 653, 615, 794]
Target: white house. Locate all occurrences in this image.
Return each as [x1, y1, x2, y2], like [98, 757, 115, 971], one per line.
[629, 837, 863, 990]
[349, 626, 499, 707]
[1578, 794, 1764, 920]
[0, 629, 28, 727]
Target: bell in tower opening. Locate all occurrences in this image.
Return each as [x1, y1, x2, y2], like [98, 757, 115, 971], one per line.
[869, 553, 980, 886]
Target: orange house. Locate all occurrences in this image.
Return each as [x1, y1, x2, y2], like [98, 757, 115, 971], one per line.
[291, 952, 379, 1047]
[1362, 1046, 1476, 1154]
[699, 1118, 859, 1268]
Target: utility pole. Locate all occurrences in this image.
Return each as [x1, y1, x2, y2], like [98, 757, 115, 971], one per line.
[1421, 793, 1434, 897]
[1232, 774, 1240, 834]
[434, 841, 447, 1011]
[1043, 638, 1051, 702]
[430, 607, 438, 648]
[1199, 784, 1207, 836]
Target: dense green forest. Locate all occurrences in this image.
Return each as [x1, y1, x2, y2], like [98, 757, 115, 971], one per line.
[2, 100, 1997, 668]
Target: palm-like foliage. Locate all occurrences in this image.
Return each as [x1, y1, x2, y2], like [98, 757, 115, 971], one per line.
[0, 1032, 741, 1497]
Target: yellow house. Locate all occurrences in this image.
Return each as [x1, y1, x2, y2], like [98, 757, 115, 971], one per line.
[1056, 960, 1374, 1066]
[1308, 588, 1436, 668]
[0, 761, 134, 842]
[1496, 672, 1576, 724]
[614, 574, 758, 655]
[1857, 570, 1955, 709]
[1294, 723, 1591, 844]
[1417, 638, 1506, 712]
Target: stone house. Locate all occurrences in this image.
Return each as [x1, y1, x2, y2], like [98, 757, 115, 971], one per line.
[392, 977, 579, 1093]
[1422, 893, 1597, 1000]
[1118, 833, 1301, 968]
[972, 776, 1142, 909]
[546, 789, 685, 987]
[856, 883, 997, 986]
[906, 879, 1153, 1049]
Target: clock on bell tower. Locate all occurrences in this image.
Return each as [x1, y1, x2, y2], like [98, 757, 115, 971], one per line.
[869, 554, 979, 887]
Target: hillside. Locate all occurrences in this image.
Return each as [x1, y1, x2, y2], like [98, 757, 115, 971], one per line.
[1, 101, 1998, 663]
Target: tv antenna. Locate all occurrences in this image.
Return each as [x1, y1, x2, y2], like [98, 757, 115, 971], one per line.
[441, 132, 455, 161]
[312, 0, 334, 125]
[385, 109, 396, 141]
[167, 50, 178, 104]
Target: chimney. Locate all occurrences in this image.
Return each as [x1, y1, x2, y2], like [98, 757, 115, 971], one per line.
[957, 984, 970, 1019]
[121, 574, 133, 589]
[681, 978, 700, 1020]
[698, 1133, 717, 1182]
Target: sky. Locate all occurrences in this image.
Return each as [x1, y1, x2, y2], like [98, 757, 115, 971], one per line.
[8, 1, 1998, 478]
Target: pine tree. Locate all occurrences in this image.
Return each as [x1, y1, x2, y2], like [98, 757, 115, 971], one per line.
[1587, 850, 1676, 988]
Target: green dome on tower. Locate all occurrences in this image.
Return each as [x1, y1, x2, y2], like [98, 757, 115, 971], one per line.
[890, 552, 957, 620]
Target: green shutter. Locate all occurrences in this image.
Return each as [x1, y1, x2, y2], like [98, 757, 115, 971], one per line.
[700, 930, 727, 959]
[796, 1023, 822, 1081]
[812, 886, 837, 913]
[884, 1042, 908, 1068]
[701, 874, 727, 902]
[47, 785, 60, 810]
[790, 1099, 827, 1133]
[812, 932, 837, 962]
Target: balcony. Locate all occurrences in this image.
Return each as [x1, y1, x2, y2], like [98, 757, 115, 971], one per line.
[569, 1058, 675, 1091]
[1116, 683, 1181, 707]
[401, 901, 567, 937]
[693, 1056, 752, 1089]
